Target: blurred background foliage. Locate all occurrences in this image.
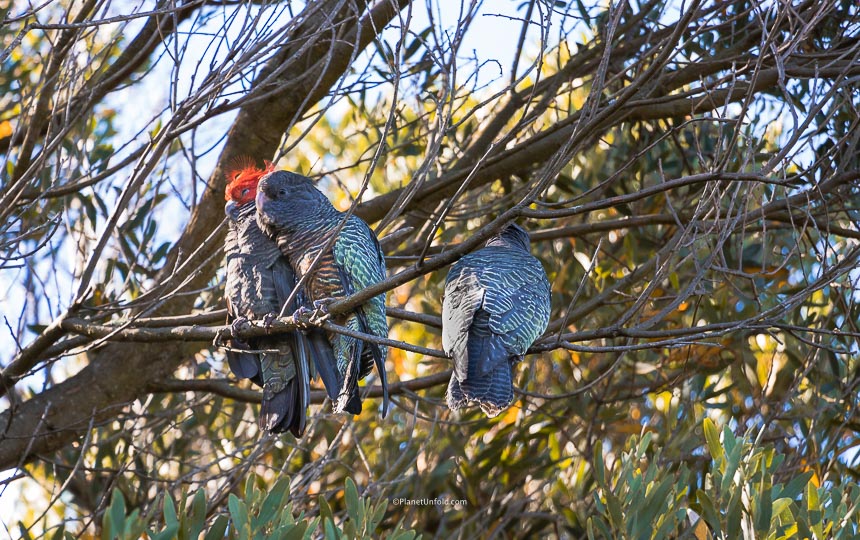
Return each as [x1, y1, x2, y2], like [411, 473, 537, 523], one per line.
[2, 0, 860, 538]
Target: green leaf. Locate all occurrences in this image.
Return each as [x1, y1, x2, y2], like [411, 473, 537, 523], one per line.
[755, 456, 773, 533]
[279, 523, 309, 540]
[771, 498, 794, 521]
[204, 515, 229, 540]
[604, 490, 624, 530]
[77, 193, 98, 227]
[48, 525, 65, 540]
[319, 494, 334, 524]
[388, 532, 417, 540]
[244, 473, 258, 509]
[726, 482, 742, 539]
[258, 477, 291, 529]
[695, 490, 721, 534]
[808, 480, 824, 538]
[721, 436, 744, 494]
[188, 489, 206, 540]
[344, 477, 361, 524]
[323, 516, 339, 540]
[370, 504, 388, 535]
[703, 418, 722, 461]
[594, 440, 606, 487]
[228, 494, 250, 536]
[101, 508, 113, 540]
[163, 493, 178, 526]
[773, 470, 812, 504]
[669, 272, 680, 291]
[126, 509, 146, 540]
[637, 431, 653, 457]
[590, 515, 614, 539]
[638, 477, 673, 527]
[722, 425, 737, 457]
[110, 489, 127, 537]
[150, 118, 163, 139]
[149, 524, 180, 540]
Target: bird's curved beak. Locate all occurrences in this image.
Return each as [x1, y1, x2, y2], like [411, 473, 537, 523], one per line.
[225, 200, 238, 219]
[256, 176, 275, 206]
[255, 187, 267, 207]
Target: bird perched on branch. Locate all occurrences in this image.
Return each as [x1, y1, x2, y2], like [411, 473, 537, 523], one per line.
[223, 158, 333, 436]
[255, 170, 389, 417]
[442, 223, 551, 417]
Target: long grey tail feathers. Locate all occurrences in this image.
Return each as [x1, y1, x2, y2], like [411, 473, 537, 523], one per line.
[259, 333, 310, 436]
[335, 342, 362, 415]
[355, 309, 388, 416]
[446, 358, 514, 418]
[306, 329, 339, 402]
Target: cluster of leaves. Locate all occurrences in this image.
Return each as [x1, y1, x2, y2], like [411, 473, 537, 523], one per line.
[590, 419, 860, 539]
[18, 476, 418, 540]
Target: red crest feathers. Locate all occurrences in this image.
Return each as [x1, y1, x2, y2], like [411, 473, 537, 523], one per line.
[224, 157, 276, 204]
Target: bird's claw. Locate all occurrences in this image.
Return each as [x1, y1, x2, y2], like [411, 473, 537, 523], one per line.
[310, 298, 334, 324]
[291, 306, 314, 330]
[215, 316, 249, 347]
[231, 316, 251, 335]
[292, 298, 334, 328]
[213, 329, 227, 348]
[262, 312, 277, 332]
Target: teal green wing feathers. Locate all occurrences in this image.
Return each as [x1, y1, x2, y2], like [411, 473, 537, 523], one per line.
[331, 215, 389, 415]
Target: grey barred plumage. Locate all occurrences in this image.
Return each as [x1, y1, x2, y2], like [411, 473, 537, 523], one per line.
[255, 171, 390, 417]
[224, 200, 311, 436]
[442, 223, 551, 417]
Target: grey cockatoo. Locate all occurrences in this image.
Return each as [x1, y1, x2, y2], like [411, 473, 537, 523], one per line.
[442, 223, 551, 417]
[223, 160, 335, 435]
[255, 170, 389, 417]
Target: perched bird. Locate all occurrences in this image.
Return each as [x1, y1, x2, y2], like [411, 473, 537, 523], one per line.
[223, 159, 331, 436]
[255, 170, 389, 417]
[442, 223, 551, 417]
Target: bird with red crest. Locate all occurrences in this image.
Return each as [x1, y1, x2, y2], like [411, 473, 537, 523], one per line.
[221, 157, 338, 436]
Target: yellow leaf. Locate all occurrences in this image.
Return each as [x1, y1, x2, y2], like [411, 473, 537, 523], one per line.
[0, 120, 12, 139]
[693, 517, 710, 540]
[499, 403, 519, 425]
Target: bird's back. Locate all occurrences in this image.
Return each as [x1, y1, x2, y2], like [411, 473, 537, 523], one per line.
[443, 242, 550, 416]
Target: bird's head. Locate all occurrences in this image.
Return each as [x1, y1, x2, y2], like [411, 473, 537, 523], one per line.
[486, 222, 531, 251]
[225, 157, 275, 206]
[255, 170, 331, 230]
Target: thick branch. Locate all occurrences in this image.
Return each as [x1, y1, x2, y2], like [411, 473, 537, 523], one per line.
[147, 370, 452, 404]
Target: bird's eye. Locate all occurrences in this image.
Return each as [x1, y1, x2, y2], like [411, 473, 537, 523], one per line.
[241, 188, 250, 196]
[278, 189, 286, 196]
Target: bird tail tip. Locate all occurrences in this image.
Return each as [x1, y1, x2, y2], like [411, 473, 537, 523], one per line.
[259, 346, 311, 437]
[446, 375, 467, 411]
[334, 390, 362, 415]
[260, 382, 308, 437]
[447, 361, 514, 418]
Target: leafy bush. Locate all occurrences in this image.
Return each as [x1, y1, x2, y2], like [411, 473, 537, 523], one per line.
[589, 419, 860, 539]
[33, 476, 419, 540]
